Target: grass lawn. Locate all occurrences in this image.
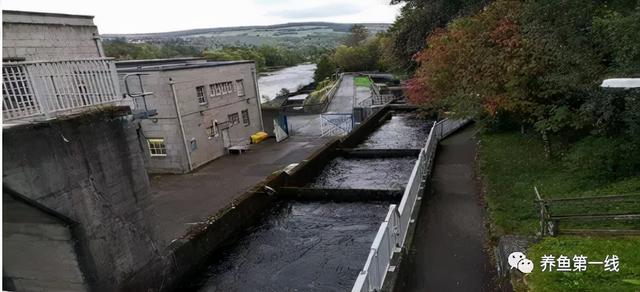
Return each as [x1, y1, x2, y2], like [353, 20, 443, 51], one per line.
[354, 76, 372, 87]
[478, 132, 640, 236]
[525, 236, 640, 292]
[478, 131, 640, 291]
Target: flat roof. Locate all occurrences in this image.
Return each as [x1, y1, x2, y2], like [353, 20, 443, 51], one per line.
[116, 58, 255, 73]
[3, 10, 96, 27]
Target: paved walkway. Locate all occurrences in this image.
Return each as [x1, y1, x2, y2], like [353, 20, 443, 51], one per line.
[326, 74, 354, 113]
[149, 136, 332, 247]
[399, 125, 493, 291]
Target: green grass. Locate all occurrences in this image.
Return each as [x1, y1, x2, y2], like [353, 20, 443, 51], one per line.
[354, 76, 373, 87]
[478, 131, 640, 291]
[478, 132, 640, 236]
[524, 236, 640, 292]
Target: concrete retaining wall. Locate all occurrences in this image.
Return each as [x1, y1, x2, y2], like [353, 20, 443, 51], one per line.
[3, 107, 159, 291]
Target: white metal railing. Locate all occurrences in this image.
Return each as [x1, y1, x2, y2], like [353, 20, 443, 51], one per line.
[352, 118, 471, 292]
[2, 58, 122, 121]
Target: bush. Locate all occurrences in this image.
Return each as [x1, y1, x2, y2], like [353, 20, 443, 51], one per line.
[563, 136, 640, 180]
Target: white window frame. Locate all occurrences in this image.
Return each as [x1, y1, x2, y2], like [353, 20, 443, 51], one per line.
[147, 138, 167, 157]
[236, 79, 245, 97]
[196, 86, 207, 104]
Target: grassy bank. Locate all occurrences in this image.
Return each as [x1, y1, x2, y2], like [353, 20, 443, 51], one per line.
[354, 76, 372, 87]
[478, 131, 640, 291]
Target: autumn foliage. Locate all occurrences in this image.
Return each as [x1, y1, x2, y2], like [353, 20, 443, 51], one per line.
[407, 0, 640, 139]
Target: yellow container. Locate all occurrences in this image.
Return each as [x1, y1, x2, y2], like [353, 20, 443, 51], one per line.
[251, 131, 269, 144]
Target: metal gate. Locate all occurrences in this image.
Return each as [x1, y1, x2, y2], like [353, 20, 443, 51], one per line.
[274, 114, 289, 142]
[320, 113, 353, 136]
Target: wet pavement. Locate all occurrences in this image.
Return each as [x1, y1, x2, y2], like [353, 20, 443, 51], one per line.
[397, 125, 493, 291]
[149, 136, 333, 248]
[309, 157, 416, 190]
[326, 74, 355, 113]
[359, 113, 432, 149]
[189, 201, 388, 292]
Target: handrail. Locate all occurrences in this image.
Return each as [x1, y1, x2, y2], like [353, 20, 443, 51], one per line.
[535, 187, 640, 236]
[352, 118, 470, 292]
[3, 58, 122, 121]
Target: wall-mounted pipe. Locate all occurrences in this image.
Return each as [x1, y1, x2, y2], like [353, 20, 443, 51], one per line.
[168, 78, 193, 172]
[251, 66, 265, 132]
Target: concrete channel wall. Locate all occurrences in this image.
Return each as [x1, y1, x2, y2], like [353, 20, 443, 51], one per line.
[119, 103, 440, 291]
[355, 118, 473, 292]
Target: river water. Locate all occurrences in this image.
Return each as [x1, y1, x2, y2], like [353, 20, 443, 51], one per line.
[258, 63, 316, 102]
[192, 201, 387, 292]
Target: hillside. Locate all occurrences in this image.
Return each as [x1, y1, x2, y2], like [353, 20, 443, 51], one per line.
[102, 22, 390, 49]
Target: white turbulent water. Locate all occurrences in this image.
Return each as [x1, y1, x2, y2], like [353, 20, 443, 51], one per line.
[258, 63, 316, 102]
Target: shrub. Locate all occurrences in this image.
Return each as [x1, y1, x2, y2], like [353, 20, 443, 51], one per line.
[563, 136, 640, 180]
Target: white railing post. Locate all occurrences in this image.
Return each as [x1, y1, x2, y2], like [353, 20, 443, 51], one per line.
[3, 58, 122, 122]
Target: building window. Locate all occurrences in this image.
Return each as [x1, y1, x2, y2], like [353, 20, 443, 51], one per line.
[236, 79, 245, 97]
[196, 86, 207, 104]
[147, 138, 167, 157]
[209, 81, 234, 97]
[241, 109, 250, 126]
[228, 113, 240, 125]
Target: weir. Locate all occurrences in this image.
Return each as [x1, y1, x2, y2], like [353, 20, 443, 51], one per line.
[169, 104, 468, 292]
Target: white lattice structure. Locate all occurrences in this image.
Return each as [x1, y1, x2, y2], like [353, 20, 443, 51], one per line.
[2, 58, 122, 122]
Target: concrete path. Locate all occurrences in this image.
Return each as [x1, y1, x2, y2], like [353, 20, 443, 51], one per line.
[326, 74, 354, 113]
[149, 136, 332, 248]
[398, 125, 493, 291]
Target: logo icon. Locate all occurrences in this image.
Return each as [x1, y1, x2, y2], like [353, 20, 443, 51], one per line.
[509, 252, 534, 274]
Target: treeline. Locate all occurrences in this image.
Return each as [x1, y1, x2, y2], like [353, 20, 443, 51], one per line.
[103, 38, 200, 60]
[406, 0, 640, 179]
[201, 45, 322, 71]
[312, 25, 387, 83]
[104, 38, 326, 72]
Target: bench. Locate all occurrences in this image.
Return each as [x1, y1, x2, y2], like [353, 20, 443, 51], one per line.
[228, 145, 250, 155]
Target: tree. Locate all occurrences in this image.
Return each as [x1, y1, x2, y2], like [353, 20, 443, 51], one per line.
[313, 55, 336, 83]
[408, 0, 640, 159]
[345, 24, 369, 46]
[382, 0, 490, 75]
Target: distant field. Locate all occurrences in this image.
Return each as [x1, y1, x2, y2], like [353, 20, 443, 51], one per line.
[103, 22, 390, 49]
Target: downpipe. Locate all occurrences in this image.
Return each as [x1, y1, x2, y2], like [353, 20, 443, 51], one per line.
[169, 78, 194, 172]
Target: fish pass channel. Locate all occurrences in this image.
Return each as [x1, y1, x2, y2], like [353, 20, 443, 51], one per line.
[182, 110, 432, 292]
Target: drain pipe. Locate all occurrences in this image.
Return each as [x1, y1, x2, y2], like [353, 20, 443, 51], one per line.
[251, 66, 265, 132]
[169, 78, 194, 172]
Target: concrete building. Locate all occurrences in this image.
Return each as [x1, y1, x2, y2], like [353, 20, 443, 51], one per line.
[3, 10, 105, 61]
[2, 10, 123, 123]
[116, 58, 265, 173]
[3, 11, 160, 291]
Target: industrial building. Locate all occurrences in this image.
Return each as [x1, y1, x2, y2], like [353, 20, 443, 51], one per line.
[116, 58, 264, 173]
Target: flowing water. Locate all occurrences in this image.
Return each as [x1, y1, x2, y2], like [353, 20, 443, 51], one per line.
[309, 157, 417, 190]
[192, 201, 387, 292]
[258, 64, 316, 102]
[359, 113, 432, 149]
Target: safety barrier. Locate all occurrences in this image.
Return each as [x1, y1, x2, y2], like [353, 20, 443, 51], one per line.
[3, 58, 122, 122]
[352, 118, 471, 292]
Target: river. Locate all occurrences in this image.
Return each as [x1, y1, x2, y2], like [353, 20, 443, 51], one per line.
[258, 63, 316, 102]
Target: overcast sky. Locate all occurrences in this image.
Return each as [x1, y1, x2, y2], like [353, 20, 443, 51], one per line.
[2, 0, 402, 34]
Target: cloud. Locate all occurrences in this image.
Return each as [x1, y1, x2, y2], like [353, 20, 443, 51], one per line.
[268, 3, 364, 19]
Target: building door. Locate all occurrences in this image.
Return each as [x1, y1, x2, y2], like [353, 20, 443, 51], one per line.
[221, 128, 231, 148]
